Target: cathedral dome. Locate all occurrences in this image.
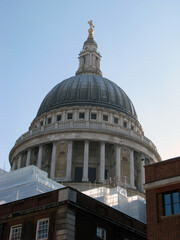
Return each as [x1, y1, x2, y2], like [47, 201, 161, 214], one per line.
[9, 21, 161, 195]
[37, 74, 137, 119]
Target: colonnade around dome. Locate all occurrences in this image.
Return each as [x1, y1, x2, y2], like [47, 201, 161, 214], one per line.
[11, 139, 147, 193]
[9, 107, 162, 194]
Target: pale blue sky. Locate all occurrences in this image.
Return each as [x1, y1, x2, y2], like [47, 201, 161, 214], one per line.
[0, 0, 180, 171]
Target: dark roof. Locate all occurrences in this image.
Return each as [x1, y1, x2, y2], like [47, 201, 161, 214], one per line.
[36, 74, 137, 119]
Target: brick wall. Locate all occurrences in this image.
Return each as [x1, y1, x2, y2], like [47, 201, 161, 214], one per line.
[0, 187, 147, 240]
[0, 210, 57, 240]
[145, 157, 180, 240]
[0, 190, 59, 217]
[146, 186, 180, 240]
[145, 156, 180, 183]
[0, 190, 59, 240]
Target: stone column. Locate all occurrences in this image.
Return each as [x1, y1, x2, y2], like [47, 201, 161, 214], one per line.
[115, 144, 121, 180]
[130, 149, 135, 188]
[128, 120, 131, 129]
[51, 114, 55, 124]
[100, 142, 105, 182]
[17, 154, 22, 169]
[62, 111, 65, 121]
[50, 142, 57, 179]
[82, 140, 89, 182]
[85, 110, 89, 121]
[98, 59, 100, 68]
[89, 53, 91, 66]
[26, 149, 31, 167]
[98, 112, 101, 121]
[87, 54, 90, 65]
[37, 145, 43, 169]
[109, 113, 113, 124]
[66, 140, 73, 181]
[74, 110, 78, 120]
[12, 160, 15, 170]
[43, 117, 46, 125]
[80, 58, 83, 67]
[120, 117, 123, 127]
[140, 154, 145, 192]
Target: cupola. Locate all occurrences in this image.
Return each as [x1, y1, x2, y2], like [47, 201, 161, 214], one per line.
[76, 20, 102, 76]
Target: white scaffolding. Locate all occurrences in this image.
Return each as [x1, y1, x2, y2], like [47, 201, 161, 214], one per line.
[0, 165, 64, 205]
[83, 186, 146, 223]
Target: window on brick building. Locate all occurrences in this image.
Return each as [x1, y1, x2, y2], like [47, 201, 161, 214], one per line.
[36, 218, 49, 240]
[96, 226, 106, 240]
[163, 191, 180, 216]
[9, 225, 22, 240]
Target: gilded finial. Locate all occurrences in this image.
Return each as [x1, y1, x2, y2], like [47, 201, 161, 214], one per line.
[88, 20, 95, 38]
[88, 20, 95, 29]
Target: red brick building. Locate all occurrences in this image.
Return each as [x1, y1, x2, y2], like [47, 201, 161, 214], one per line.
[144, 156, 180, 240]
[0, 187, 146, 240]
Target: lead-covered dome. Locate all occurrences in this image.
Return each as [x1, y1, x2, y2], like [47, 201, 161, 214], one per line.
[37, 74, 137, 119]
[9, 21, 161, 196]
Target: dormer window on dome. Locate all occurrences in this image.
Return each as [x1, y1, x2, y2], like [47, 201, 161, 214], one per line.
[76, 20, 102, 76]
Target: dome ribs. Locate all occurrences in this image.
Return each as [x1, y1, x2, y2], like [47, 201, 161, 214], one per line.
[50, 82, 62, 106]
[57, 78, 71, 102]
[102, 78, 110, 103]
[91, 75, 99, 101]
[112, 81, 126, 110]
[99, 76, 108, 102]
[36, 74, 137, 120]
[109, 81, 120, 106]
[121, 90, 130, 112]
[78, 74, 89, 100]
[86, 75, 92, 100]
[65, 76, 77, 102]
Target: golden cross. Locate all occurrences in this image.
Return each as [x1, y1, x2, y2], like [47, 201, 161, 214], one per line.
[88, 20, 95, 29]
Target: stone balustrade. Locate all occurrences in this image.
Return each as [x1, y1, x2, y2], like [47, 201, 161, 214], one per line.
[15, 120, 157, 151]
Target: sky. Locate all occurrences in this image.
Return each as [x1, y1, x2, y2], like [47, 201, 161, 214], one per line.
[0, 0, 180, 171]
